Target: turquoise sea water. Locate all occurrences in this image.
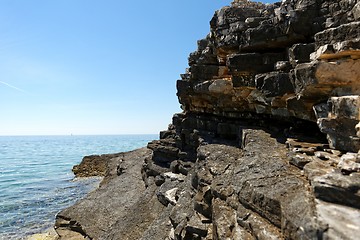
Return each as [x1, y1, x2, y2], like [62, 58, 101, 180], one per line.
[0, 134, 157, 240]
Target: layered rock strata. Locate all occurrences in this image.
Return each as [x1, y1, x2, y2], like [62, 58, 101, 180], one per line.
[55, 0, 360, 239]
[178, 0, 360, 152]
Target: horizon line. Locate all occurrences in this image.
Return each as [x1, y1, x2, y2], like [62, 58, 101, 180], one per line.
[0, 133, 159, 137]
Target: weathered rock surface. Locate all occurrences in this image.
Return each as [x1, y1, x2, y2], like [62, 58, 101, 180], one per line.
[54, 0, 360, 239]
[178, 0, 360, 152]
[72, 153, 125, 178]
[55, 148, 154, 239]
[57, 125, 359, 239]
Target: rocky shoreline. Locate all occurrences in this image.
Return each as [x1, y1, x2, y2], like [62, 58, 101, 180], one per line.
[51, 0, 359, 239]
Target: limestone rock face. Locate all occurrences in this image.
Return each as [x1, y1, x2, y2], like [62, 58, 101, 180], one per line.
[317, 96, 360, 152]
[177, 0, 360, 152]
[55, 1, 360, 239]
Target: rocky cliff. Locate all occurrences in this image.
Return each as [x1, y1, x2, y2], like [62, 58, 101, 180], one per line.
[55, 0, 360, 239]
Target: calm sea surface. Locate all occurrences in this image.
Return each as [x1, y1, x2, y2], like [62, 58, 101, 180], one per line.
[0, 134, 157, 240]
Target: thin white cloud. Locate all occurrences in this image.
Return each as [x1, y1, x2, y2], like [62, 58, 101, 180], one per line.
[0, 81, 28, 94]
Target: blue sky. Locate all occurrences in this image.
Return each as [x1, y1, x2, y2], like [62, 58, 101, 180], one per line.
[0, 0, 277, 135]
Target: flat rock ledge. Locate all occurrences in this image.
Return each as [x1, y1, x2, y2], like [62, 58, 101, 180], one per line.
[55, 147, 154, 239]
